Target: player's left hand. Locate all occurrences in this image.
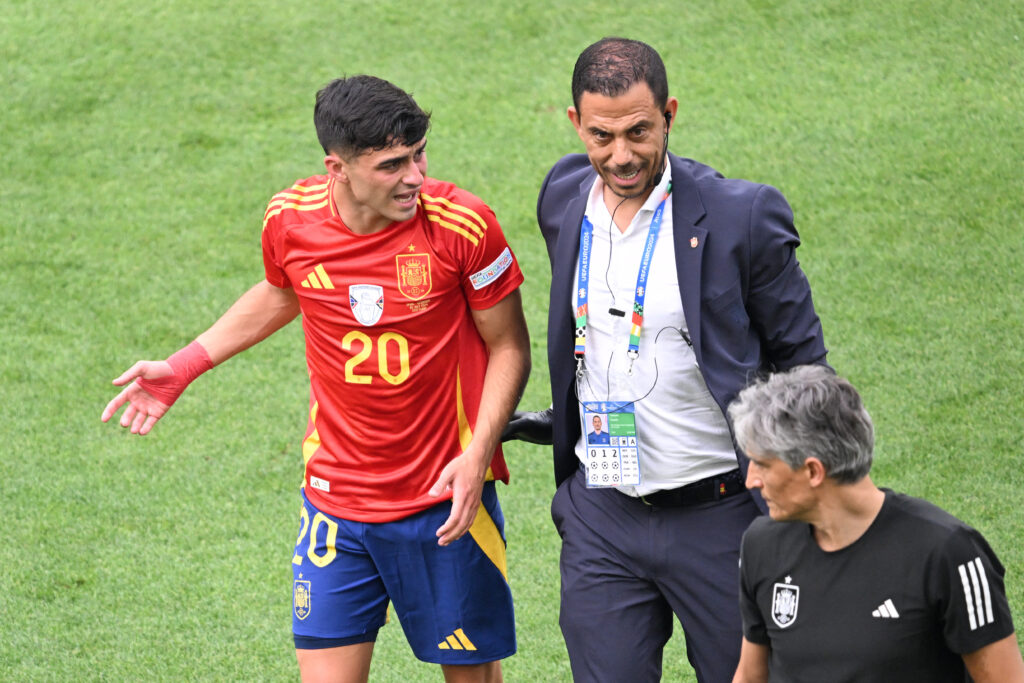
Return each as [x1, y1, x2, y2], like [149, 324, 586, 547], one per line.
[101, 360, 175, 435]
[429, 451, 488, 546]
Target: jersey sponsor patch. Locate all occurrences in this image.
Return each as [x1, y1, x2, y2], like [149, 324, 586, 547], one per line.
[310, 475, 330, 493]
[772, 576, 800, 628]
[396, 253, 432, 300]
[349, 285, 384, 326]
[469, 247, 513, 290]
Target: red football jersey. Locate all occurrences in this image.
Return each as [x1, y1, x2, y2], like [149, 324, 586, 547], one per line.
[261, 175, 524, 522]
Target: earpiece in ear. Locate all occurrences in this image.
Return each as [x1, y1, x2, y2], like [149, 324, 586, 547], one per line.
[652, 112, 672, 188]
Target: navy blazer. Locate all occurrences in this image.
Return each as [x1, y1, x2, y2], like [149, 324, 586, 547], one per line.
[538, 153, 828, 489]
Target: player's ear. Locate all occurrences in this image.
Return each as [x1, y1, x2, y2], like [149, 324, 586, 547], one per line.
[664, 96, 679, 133]
[324, 153, 347, 183]
[804, 458, 828, 486]
[567, 106, 584, 141]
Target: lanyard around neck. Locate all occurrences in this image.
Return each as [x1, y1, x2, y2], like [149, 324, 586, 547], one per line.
[574, 183, 673, 377]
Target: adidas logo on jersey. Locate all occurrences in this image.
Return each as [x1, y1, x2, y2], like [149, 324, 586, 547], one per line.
[437, 628, 477, 651]
[301, 264, 334, 290]
[871, 598, 900, 619]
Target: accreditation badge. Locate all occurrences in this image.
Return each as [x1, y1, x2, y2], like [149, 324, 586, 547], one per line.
[582, 401, 640, 488]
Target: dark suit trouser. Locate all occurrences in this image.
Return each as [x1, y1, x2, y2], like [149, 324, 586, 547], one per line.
[552, 468, 759, 683]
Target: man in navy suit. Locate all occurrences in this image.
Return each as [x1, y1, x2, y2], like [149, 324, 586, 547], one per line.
[505, 37, 828, 682]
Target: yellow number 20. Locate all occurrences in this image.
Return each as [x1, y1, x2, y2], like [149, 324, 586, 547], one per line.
[292, 505, 338, 568]
[342, 330, 410, 386]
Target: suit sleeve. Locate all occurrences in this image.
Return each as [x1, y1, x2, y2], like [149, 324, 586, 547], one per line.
[745, 184, 828, 370]
[536, 162, 563, 267]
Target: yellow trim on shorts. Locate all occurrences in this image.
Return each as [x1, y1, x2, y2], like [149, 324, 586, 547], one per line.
[468, 500, 508, 581]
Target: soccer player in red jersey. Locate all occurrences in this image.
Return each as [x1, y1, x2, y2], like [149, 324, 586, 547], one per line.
[102, 75, 530, 683]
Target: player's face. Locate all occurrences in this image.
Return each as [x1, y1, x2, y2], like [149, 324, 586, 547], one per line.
[568, 83, 677, 203]
[745, 451, 814, 522]
[333, 139, 428, 233]
[592, 416, 602, 432]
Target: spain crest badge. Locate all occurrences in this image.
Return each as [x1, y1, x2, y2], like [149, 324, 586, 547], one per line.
[771, 577, 799, 628]
[396, 253, 432, 300]
[294, 579, 311, 620]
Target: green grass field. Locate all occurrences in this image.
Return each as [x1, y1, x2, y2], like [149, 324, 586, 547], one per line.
[2, 0, 1021, 680]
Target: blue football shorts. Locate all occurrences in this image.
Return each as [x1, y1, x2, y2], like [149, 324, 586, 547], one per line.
[291, 482, 516, 664]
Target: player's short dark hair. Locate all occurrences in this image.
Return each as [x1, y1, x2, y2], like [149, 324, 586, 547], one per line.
[728, 365, 875, 484]
[571, 37, 669, 112]
[314, 75, 430, 157]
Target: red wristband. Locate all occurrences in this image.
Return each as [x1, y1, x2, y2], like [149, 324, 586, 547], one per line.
[136, 341, 214, 407]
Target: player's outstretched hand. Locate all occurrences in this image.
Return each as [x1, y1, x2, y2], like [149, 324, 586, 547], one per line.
[500, 407, 554, 444]
[429, 452, 488, 547]
[100, 360, 174, 435]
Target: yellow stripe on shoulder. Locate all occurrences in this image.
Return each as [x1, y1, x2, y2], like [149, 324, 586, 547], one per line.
[424, 212, 480, 246]
[289, 179, 330, 195]
[263, 198, 330, 231]
[269, 188, 329, 205]
[420, 192, 488, 235]
[262, 181, 331, 231]
[422, 202, 485, 240]
[265, 182, 329, 212]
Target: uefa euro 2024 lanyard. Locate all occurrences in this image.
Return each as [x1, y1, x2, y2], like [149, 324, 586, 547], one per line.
[574, 183, 672, 487]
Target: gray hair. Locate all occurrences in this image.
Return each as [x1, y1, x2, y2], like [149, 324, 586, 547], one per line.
[728, 365, 874, 483]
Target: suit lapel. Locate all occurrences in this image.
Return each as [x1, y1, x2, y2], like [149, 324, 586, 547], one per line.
[551, 176, 591, 330]
[547, 173, 591, 432]
[669, 156, 708, 362]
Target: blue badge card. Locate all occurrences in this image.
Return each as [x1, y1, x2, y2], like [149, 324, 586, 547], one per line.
[582, 401, 640, 487]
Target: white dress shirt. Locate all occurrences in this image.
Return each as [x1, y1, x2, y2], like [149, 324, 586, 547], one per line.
[572, 164, 738, 496]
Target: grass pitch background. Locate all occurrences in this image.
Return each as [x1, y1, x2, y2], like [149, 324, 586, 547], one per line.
[2, 1, 1021, 680]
